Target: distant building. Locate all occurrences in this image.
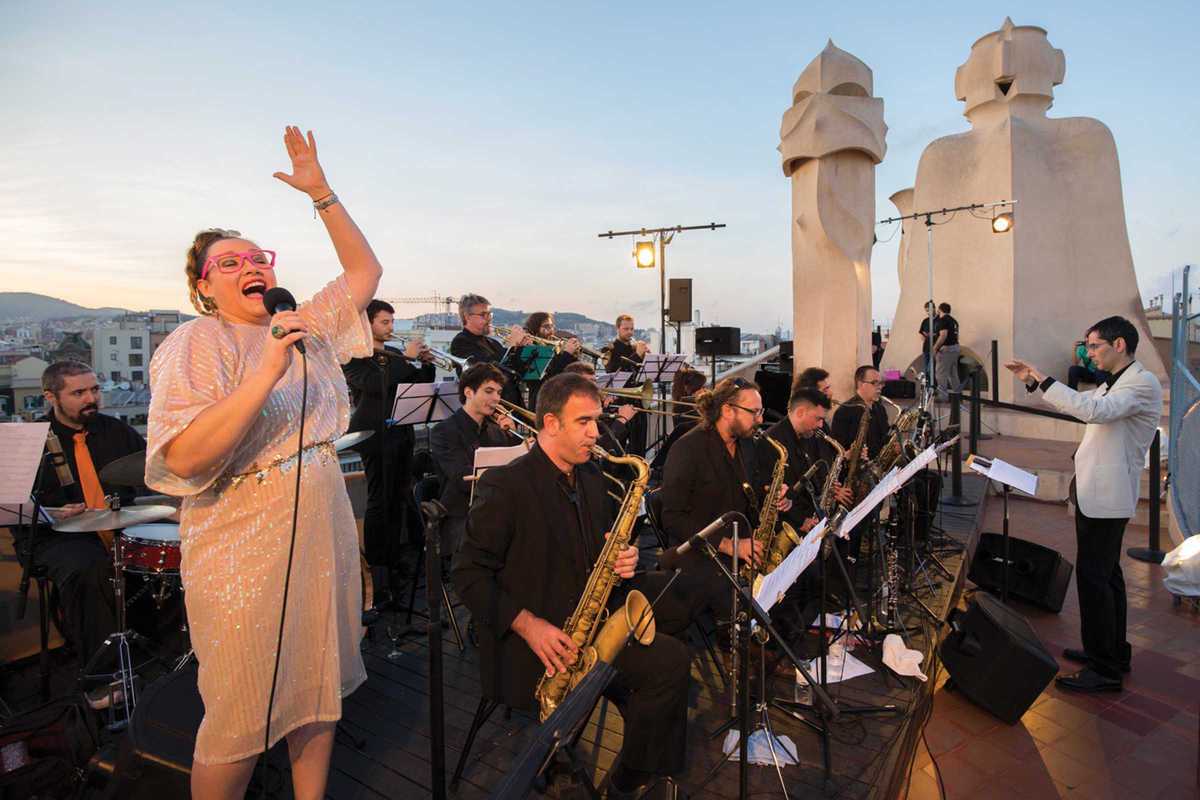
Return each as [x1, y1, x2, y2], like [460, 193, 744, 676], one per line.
[92, 310, 182, 387]
[50, 332, 91, 364]
[0, 355, 50, 419]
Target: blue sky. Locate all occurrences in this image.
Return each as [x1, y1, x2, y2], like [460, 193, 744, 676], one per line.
[1, 2, 1196, 333]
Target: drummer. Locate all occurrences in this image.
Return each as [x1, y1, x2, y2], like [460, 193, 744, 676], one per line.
[22, 360, 147, 710]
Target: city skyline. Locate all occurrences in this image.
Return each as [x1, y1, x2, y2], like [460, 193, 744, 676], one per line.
[1, 2, 1196, 333]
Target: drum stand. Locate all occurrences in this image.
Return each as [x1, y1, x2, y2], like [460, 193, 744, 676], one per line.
[82, 527, 154, 731]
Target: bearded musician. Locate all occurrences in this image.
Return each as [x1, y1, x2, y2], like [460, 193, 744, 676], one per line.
[603, 313, 650, 456]
[453, 373, 691, 798]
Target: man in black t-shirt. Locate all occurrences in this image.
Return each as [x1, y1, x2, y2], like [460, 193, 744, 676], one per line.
[918, 300, 937, 381]
[932, 302, 961, 398]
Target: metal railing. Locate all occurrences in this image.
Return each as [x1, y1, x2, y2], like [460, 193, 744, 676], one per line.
[1168, 265, 1200, 541]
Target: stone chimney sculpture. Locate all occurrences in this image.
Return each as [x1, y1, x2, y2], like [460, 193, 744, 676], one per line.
[880, 19, 1166, 401]
[780, 41, 887, 398]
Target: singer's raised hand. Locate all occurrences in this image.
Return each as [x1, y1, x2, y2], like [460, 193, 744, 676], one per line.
[272, 126, 332, 200]
[260, 310, 308, 382]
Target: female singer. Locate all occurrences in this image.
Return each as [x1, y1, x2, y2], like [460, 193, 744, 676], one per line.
[145, 126, 381, 799]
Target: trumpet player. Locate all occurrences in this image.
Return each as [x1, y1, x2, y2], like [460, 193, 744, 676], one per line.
[449, 292, 526, 406]
[343, 299, 436, 598]
[429, 363, 517, 554]
[604, 314, 650, 455]
[521, 311, 581, 409]
[453, 374, 691, 798]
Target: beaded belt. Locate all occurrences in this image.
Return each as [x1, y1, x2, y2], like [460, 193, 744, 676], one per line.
[217, 440, 338, 492]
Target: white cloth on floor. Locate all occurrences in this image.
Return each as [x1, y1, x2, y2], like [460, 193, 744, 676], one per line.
[882, 633, 928, 681]
[1162, 535, 1200, 596]
[722, 730, 800, 766]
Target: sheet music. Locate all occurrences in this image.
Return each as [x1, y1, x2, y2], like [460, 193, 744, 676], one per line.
[838, 466, 901, 539]
[0, 422, 50, 505]
[970, 455, 1038, 495]
[595, 371, 632, 389]
[754, 518, 827, 614]
[472, 442, 530, 471]
[391, 381, 461, 424]
[636, 354, 687, 384]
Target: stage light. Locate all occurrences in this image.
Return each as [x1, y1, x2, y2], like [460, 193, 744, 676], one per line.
[992, 211, 1013, 234]
[634, 240, 656, 268]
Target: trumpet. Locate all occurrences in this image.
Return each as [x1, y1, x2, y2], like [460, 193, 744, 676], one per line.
[388, 336, 472, 373]
[525, 333, 607, 363]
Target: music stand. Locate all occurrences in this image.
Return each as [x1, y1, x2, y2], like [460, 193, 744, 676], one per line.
[594, 371, 633, 390]
[390, 381, 461, 426]
[967, 454, 1037, 604]
[513, 345, 556, 381]
[635, 354, 687, 387]
[1, 422, 53, 621]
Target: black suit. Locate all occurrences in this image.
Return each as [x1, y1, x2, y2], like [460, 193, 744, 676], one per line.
[449, 329, 524, 406]
[829, 397, 889, 459]
[428, 408, 516, 552]
[20, 409, 145, 667]
[660, 425, 762, 621]
[342, 349, 435, 568]
[453, 444, 690, 777]
[604, 339, 647, 455]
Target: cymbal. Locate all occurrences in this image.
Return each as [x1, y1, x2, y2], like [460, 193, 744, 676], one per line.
[52, 505, 176, 533]
[99, 450, 148, 488]
[334, 430, 374, 452]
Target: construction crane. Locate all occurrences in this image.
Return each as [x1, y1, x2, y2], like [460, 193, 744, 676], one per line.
[386, 292, 459, 317]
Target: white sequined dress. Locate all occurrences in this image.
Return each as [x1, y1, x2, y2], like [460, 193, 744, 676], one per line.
[145, 275, 371, 765]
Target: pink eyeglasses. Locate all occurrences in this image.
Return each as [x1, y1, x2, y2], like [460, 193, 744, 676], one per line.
[201, 249, 276, 280]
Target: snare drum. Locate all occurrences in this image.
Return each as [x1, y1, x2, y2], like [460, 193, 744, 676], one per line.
[122, 523, 182, 574]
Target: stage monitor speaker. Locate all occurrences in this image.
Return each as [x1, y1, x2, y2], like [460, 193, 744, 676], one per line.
[667, 279, 692, 323]
[969, 533, 1074, 612]
[882, 379, 916, 399]
[778, 341, 793, 361]
[695, 326, 741, 357]
[940, 592, 1057, 724]
[109, 662, 201, 797]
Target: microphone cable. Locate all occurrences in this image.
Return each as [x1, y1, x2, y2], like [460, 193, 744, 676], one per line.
[258, 349, 309, 798]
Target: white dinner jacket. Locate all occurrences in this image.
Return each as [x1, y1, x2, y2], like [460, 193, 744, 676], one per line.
[1038, 360, 1162, 519]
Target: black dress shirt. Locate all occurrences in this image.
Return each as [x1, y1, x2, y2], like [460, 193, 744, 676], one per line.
[830, 397, 889, 460]
[449, 329, 525, 406]
[661, 425, 761, 560]
[604, 338, 644, 382]
[33, 409, 146, 510]
[452, 443, 612, 707]
[343, 348, 436, 452]
[429, 407, 517, 534]
[760, 418, 825, 525]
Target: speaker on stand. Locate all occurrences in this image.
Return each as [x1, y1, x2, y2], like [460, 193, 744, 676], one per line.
[696, 326, 741, 385]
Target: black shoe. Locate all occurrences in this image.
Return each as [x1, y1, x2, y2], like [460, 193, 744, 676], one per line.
[1062, 647, 1131, 673]
[1055, 667, 1123, 693]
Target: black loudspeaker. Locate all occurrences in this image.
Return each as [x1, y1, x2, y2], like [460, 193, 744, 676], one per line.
[940, 592, 1057, 724]
[114, 662, 202, 796]
[695, 326, 741, 357]
[668, 279, 692, 323]
[968, 533, 1074, 612]
[882, 379, 916, 399]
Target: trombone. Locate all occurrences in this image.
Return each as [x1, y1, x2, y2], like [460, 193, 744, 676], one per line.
[602, 381, 700, 418]
[495, 399, 539, 440]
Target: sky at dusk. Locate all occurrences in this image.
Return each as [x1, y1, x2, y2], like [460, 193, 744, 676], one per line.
[1, 1, 1196, 333]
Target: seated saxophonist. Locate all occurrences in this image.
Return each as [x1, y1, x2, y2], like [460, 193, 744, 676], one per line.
[452, 373, 690, 797]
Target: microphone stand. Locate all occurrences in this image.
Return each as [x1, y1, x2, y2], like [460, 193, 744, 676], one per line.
[688, 519, 839, 798]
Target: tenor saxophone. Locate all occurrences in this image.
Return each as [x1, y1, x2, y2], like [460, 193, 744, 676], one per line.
[815, 429, 847, 517]
[742, 435, 799, 582]
[533, 446, 653, 722]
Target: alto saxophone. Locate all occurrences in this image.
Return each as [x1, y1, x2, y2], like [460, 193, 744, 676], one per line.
[533, 446, 653, 722]
[815, 429, 847, 517]
[742, 435, 799, 583]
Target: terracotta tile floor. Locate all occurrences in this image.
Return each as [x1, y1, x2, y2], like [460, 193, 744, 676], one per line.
[911, 495, 1199, 799]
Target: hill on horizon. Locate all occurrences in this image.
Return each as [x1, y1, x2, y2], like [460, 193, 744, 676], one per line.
[0, 292, 130, 322]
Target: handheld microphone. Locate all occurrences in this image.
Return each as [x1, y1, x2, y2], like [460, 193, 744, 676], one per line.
[262, 287, 306, 354]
